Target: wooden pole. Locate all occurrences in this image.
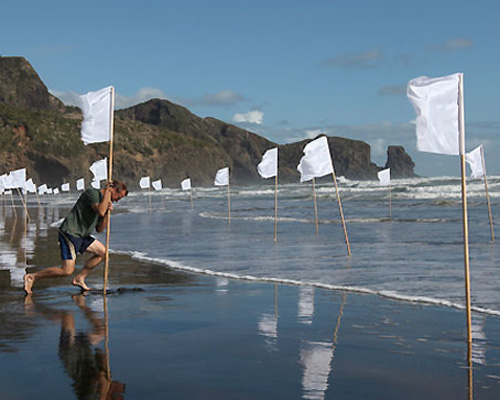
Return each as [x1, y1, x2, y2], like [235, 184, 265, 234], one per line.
[274, 283, 278, 318]
[331, 172, 351, 256]
[458, 73, 472, 345]
[274, 173, 278, 242]
[148, 185, 151, 212]
[16, 188, 30, 223]
[480, 146, 495, 243]
[103, 295, 112, 384]
[227, 180, 231, 227]
[189, 190, 193, 210]
[9, 190, 17, 218]
[103, 87, 115, 295]
[312, 178, 319, 235]
[388, 183, 392, 219]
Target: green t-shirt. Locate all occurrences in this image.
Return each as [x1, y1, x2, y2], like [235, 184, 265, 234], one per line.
[60, 188, 103, 238]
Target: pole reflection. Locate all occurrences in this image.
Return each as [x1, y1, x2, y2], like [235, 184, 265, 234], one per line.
[300, 292, 346, 400]
[24, 294, 125, 400]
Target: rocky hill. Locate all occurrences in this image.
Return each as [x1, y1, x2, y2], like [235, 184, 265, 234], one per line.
[0, 56, 416, 188]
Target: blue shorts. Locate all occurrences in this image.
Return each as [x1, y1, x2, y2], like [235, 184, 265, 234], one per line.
[58, 231, 95, 260]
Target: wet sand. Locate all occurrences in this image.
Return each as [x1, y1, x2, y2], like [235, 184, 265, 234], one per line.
[1, 207, 500, 399]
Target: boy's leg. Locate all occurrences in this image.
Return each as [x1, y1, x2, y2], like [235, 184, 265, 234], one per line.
[23, 260, 76, 294]
[72, 240, 106, 291]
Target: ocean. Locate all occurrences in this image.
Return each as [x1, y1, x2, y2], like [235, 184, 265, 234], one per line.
[3, 175, 497, 316]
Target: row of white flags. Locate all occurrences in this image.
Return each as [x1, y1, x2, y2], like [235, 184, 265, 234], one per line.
[138, 177, 192, 191]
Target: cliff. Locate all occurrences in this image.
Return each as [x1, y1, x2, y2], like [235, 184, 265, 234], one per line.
[0, 56, 416, 188]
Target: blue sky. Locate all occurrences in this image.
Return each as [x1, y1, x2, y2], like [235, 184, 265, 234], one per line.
[1, 0, 499, 177]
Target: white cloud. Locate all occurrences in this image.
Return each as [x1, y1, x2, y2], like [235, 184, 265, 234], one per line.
[233, 110, 264, 125]
[49, 87, 169, 109]
[200, 90, 247, 106]
[305, 129, 326, 139]
[115, 87, 168, 109]
[427, 38, 473, 53]
[322, 48, 382, 70]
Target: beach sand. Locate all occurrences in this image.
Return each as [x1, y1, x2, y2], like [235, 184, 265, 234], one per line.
[1, 209, 500, 399]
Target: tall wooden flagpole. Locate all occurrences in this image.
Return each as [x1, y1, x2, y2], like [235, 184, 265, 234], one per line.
[312, 178, 319, 235]
[388, 183, 392, 219]
[331, 170, 351, 256]
[274, 172, 278, 242]
[480, 146, 495, 243]
[103, 86, 115, 295]
[227, 178, 231, 227]
[458, 73, 472, 345]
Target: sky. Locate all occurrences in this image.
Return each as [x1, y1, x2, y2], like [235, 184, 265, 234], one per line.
[1, 0, 499, 177]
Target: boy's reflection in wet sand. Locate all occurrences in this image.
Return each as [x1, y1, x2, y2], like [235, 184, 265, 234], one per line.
[25, 294, 125, 400]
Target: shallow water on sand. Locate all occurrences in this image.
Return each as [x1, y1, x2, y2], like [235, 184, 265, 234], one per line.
[1, 176, 500, 398]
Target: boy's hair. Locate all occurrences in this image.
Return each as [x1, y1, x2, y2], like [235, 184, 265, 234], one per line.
[111, 180, 128, 196]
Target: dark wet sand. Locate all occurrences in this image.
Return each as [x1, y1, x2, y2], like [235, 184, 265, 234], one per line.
[1, 208, 500, 399]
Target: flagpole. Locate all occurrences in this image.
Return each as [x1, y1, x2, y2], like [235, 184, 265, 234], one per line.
[458, 73, 472, 345]
[227, 179, 231, 227]
[190, 190, 193, 210]
[274, 173, 278, 242]
[331, 172, 351, 256]
[480, 146, 495, 243]
[389, 183, 392, 219]
[9, 191, 17, 218]
[148, 185, 151, 212]
[312, 178, 319, 235]
[103, 87, 115, 295]
[16, 188, 30, 223]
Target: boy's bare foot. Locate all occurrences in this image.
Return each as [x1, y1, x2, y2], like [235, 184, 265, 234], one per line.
[24, 274, 34, 294]
[72, 278, 92, 291]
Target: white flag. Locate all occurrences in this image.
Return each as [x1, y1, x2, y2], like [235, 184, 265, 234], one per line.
[214, 167, 229, 186]
[297, 136, 334, 183]
[53, 188, 60, 195]
[407, 73, 460, 155]
[61, 183, 70, 192]
[10, 168, 27, 189]
[139, 177, 150, 189]
[91, 180, 101, 189]
[377, 168, 391, 186]
[79, 86, 113, 145]
[152, 179, 162, 191]
[25, 178, 37, 194]
[0, 174, 13, 189]
[257, 148, 278, 179]
[181, 178, 191, 191]
[89, 158, 108, 182]
[38, 184, 48, 195]
[46, 188, 53, 194]
[465, 145, 485, 179]
[76, 178, 85, 191]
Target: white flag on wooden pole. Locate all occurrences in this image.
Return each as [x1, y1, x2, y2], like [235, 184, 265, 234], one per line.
[297, 137, 334, 183]
[76, 178, 85, 191]
[37, 184, 48, 195]
[257, 148, 278, 179]
[214, 167, 229, 186]
[181, 178, 191, 191]
[465, 145, 484, 179]
[89, 158, 108, 182]
[79, 86, 113, 145]
[139, 176, 151, 189]
[407, 73, 460, 155]
[25, 179, 37, 194]
[377, 168, 391, 186]
[10, 168, 27, 189]
[152, 179, 162, 191]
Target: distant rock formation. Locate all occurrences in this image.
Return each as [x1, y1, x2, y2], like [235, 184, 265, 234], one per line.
[0, 56, 417, 187]
[384, 145, 417, 178]
[0, 56, 64, 111]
